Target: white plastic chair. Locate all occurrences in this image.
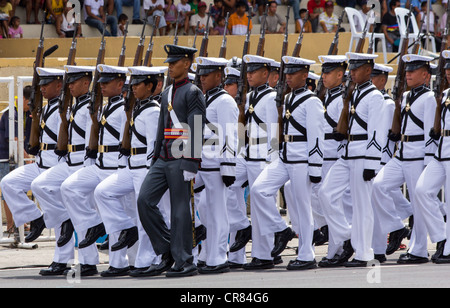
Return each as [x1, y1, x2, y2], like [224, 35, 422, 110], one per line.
[345, 7, 388, 63]
[395, 7, 436, 54]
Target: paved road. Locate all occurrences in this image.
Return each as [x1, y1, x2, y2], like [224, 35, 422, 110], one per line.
[0, 235, 449, 290]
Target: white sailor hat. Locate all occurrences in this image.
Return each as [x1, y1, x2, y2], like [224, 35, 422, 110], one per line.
[318, 55, 348, 73]
[37, 67, 65, 85]
[128, 66, 166, 85]
[188, 72, 196, 82]
[270, 60, 280, 72]
[227, 57, 242, 69]
[401, 54, 433, 72]
[195, 57, 228, 76]
[243, 55, 273, 72]
[224, 66, 240, 85]
[442, 50, 450, 69]
[307, 72, 320, 80]
[346, 52, 378, 70]
[97, 64, 128, 83]
[371, 63, 393, 76]
[64, 65, 95, 83]
[282, 56, 315, 74]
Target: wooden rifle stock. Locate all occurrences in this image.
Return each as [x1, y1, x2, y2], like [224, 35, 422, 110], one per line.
[28, 20, 46, 150]
[117, 21, 129, 67]
[219, 12, 229, 58]
[194, 4, 212, 90]
[55, 26, 78, 154]
[256, 4, 268, 56]
[88, 24, 107, 152]
[292, 11, 307, 57]
[143, 16, 159, 67]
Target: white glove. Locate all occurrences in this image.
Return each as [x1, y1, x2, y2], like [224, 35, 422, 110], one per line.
[183, 170, 196, 182]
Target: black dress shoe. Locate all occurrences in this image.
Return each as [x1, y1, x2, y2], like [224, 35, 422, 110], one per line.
[273, 255, 283, 265]
[64, 264, 98, 277]
[110, 226, 138, 251]
[194, 224, 207, 244]
[166, 263, 198, 278]
[227, 261, 243, 269]
[397, 253, 429, 264]
[100, 266, 130, 277]
[271, 227, 295, 257]
[242, 257, 274, 270]
[432, 240, 446, 262]
[229, 225, 252, 252]
[196, 260, 206, 268]
[318, 255, 340, 268]
[57, 219, 74, 247]
[286, 259, 317, 270]
[344, 259, 368, 267]
[386, 227, 409, 255]
[313, 225, 329, 246]
[435, 254, 450, 264]
[374, 254, 387, 263]
[198, 262, 230, 274]
[78, 223, 106, 249]
[129, 267, 150, 277]
[134, 252, 175, 277]
[39, 262, 70, 276]
[25, 215, 45, 243]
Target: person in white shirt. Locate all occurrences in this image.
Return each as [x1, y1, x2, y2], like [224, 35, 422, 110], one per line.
[143, 0, 166, 35]
[83, 0, 118, 36]
[189, 1, 213, 35]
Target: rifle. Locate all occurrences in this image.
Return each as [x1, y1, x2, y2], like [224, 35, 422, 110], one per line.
[315, 10, 344, 102]
[55, 25, 78, 154]
[411, 13, 426, 54]
[432, 4, 450, 135]
[366, 10, 377, 54]
[173, 10, 180, 45]
[117, 21, 129, 66]
[236, 7, 252, 127]
[192, 21, 200, 48]
[256, 4, 268, 56]
[292, 11, 307, 57]
[143, 16, 159, 66]
[390, 5, 413, 136]
[335, 7, 373, 136]
[87, 23, 107, 153]
[194, 4, 212, 90]
[219, 12, 229, 58]
[275, 6, 290, 143]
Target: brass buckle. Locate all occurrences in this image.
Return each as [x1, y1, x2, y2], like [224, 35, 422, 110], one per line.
[348, 135, 353, 142]
[67, 144, 74, 153]
[401, 134, 409, 142]
[98, 145, 108, 153]
[130, 148, 137, 155]
[40, 143, 48, 151]
[284, 135, 292, 142]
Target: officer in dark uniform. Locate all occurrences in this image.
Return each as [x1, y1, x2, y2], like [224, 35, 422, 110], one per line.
[137, 44, 206, 278]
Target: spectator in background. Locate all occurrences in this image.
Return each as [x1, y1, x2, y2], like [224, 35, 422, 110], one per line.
[55, 1, 82, 37]
[335, 0, 365, 8]
[21, 0, 42, 24]
[0, 0, 13, 38]
[255, 0, 267, 18]
[381, 0, 400, 52]
[45, 0, 64, 24]
[211, 14, 227, 34]
[114, 0, 143, 24]
[164, 0, 177, 35]
[143, 0, 166, 35]
[307, 0, 325, 32]
[265, 1, 285, 33]
[117, 13, 128, 35]
[223, 0, 236, 16]
[8, 15, 21, 37]
[189, 0, 199, 15]
[178, 0, 194, 35]
[228, 0, 252, 35]
[289, 0, 300, 25]
[189, 1, 213, 34]
[84, 0, 118, 36]
[318, 0, 338, 33]
[417, 1, 441, 50]
[296, 8, 312, 33]
[210, 0, 225, 25]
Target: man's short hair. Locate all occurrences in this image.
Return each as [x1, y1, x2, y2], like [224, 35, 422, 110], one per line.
[23, 85, 32, 100]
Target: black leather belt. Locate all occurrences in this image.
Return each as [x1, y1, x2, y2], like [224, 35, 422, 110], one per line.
[40, 143, 56, 151]
[347, 134, 368, 142]
[283, 135, 307, 142]
[130, 147, 147, 155]
[68, 144, 85, 153]
[400, 134, 424, 142]
[98, 145, 121, 153]
[442, 130, 450, 137]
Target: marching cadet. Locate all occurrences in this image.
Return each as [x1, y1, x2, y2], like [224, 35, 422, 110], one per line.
[319, 52, 386, 267]
[306, 72, 320, 92]
[370, 63, 412, 262]
[94, 66, 166, 277]
[372, 54, 437, 264]
[30, 65, 99, 276]
[137, 44, 206, 278]
[194, 57, 238, 274]
[229, 55, 285, 270]
[222, 66, 249, 267]
[60, 64, 129, 277]
[251, 56, 324, 270]
[0, 68, 67, 275]
[414, 50, 450, 264]
[268, 61, 280, 88]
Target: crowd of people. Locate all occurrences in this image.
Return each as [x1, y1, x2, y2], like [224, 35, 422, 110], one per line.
[0, 0, 446, 46]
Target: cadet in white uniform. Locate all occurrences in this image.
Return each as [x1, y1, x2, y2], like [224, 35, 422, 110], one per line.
[30, 65, 99, 276]
[193, 57, 238, 274]
[372, 54, 437, 264]
[414, 50, 450, 264]
[95, 66, 165, 276]
[319, 52, 386, 267]
[60, 64, 128, 276]
[0, 68, 68, 275]
[251, 56, 324, 270]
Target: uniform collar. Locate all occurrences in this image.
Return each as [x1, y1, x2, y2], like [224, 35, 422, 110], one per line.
[356, 80, 372, 91]
[76, 92, 90, 103]
[411, 84, 428, 96]
[48, 96, 60, 105]
[173, 77, 189, 89]
[253, 83, 269, 95]
[108, 95, 123, 104]
[205, 85, 223, 98]
[292, 85, 308, 95]
[328, 84, 343, 95]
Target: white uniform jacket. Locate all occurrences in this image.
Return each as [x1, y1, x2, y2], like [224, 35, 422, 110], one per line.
[322, 85, 345, 161]
[244, 83, 278, 162]
[201, 86, 239, 177]
[96, 95, 126, 170]
[280, 86, 324, 177]
[37, 97, 61, 169]
[434, 88, 450, 161]
[66, 93, 92, 167]
[342, 80, 386, 172]
[380, 90, 396, 165]
[128, 96, 160, 169]
[394, 85, 436, 165]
